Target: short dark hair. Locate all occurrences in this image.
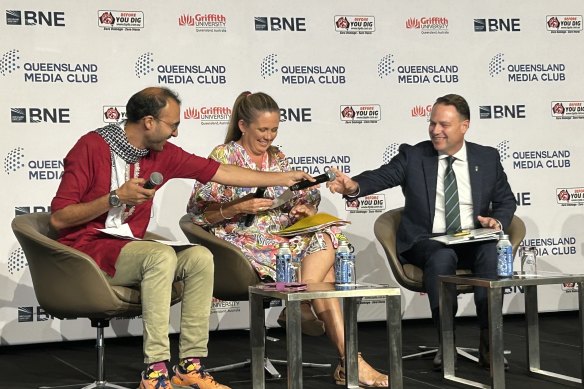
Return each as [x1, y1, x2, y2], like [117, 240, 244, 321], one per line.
[434, 94, 470, 121]
[126, 87, 181, 123]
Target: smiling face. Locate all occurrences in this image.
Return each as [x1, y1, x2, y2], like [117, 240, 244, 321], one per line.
[238, 110, 280, 157]
[428, 103, 469, 156]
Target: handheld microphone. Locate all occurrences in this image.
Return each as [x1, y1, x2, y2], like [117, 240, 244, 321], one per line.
[143, 172, 163, 189]
[289, 170, 336, 191]
[244, 188, 266, 227]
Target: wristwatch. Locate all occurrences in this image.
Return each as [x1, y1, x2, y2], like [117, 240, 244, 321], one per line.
[108, 190, 122, 208]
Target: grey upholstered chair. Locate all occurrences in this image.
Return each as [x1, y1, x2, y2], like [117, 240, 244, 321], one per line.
[11, 212, 183, 389]
[374, 207, 526, 362]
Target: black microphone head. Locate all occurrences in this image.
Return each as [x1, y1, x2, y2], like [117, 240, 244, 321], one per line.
[150, 172, 163, 185]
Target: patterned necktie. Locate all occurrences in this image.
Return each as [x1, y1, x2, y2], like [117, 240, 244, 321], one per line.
[444, 156, 461, 234]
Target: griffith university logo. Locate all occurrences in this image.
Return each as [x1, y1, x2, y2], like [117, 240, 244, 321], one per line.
[546, 15, 582, 34]
[183, 105, 231, 126]
[405, 16, 449, 34]
[260, 53, 346, 85]
[378, 53, 459, 83]
[411, 104, 432, 120]
[551, 101, 584, 120]
[488, 52, 566, 82]
[178, 13, 227, 32]
[334, 15, 375, 35]
[98, 10, 144, 31]
[134, 52, 227, 84]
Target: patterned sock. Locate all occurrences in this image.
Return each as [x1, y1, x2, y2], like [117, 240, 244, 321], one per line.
[147, 361, 168, 375]
[178, 357, 201, 373]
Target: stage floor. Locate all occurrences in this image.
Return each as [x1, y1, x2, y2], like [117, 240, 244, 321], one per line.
[1, 311, 579, 388]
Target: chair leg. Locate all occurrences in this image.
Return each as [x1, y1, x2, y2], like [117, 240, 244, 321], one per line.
[39, 320, 134, 389]
[402, 345, 510, 363]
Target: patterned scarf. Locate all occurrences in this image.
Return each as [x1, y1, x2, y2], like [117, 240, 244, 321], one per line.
[95, 124, 149, 163]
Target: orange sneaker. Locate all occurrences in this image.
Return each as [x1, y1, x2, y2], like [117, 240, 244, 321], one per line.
[139, 367, 173, 389]
[171, 361, 230, 389]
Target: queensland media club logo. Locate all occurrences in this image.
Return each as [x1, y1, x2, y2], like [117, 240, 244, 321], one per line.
[98, 10, 144, 31]
[11, 107, 71, 123]
[405, 16, 449, 34]
[179, 13, 227, 32]
[3, 147, 64, 180]
[103, 105, 126, 123]
[346, 194, 385, 214]
[183, 106, 231, 126]
[287, 155, 351, 176]
[260, 53, 346, 85]
[340, 104, 380, 124]
[254, 16, 306, 32]
[557, 187, 584, 207]
[334, 16, 375, 35]
[547, 15, 582, 34]
[479, 104, 526, 119]
[378, 53, 459, 84]
[0, 48, 98, 83]
[488, 52, 566, 82]
[134, 52, 226, 85]
[551, 101, 584, 120]
[474, 18, 520, 32]
[508, 146, 571, 170]
[6, 10, 65, 26]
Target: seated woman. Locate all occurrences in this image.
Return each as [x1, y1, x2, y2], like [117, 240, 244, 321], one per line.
[187, 91, 388, 387]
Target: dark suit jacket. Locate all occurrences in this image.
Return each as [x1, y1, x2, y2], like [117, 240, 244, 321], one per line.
[352, 141, 517, 257]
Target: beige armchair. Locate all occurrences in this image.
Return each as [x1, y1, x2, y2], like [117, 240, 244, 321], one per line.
[11, 212, 183, 389]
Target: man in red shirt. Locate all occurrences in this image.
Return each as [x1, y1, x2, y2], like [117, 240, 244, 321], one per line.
[51, 86, 311, 389]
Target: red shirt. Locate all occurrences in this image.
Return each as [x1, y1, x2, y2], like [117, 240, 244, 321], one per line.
[51, 131, 220, 276]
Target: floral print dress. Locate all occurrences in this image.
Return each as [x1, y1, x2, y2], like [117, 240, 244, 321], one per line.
[187, 141, 344, 281]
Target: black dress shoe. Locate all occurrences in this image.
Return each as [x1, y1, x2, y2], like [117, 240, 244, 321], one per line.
[478, 329, 509, 371]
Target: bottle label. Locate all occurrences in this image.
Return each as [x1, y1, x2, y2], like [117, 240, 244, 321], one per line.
[335, 252, 354, 284]
[276, 254, 292, 282]
[496, 245, 513, 277]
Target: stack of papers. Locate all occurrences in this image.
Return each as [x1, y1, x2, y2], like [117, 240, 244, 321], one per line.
[273, 212, 351, 237]
[430, 228, 500, 245]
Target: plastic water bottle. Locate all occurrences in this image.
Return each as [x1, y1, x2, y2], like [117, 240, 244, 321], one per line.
[335, 241, 355, 284]
[276, 242, 293, 282]
[289, 255, 302, 283]
[520, 246, 537, 275]
[496, 234, 513, 277]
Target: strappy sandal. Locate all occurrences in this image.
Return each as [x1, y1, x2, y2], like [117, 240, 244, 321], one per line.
[332, 352, 389, 387]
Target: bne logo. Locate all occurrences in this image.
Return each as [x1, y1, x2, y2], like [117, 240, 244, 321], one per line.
[6, 10, 65, 26]
[474, 18, 520, 32]
[279, 107, 312, 122]
[255, 17, 306, 31]
[479, 105, 526, 119]
[11, 108, 70, 123]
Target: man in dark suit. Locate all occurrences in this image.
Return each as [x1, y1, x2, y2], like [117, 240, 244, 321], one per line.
[327, 94, 516, 370]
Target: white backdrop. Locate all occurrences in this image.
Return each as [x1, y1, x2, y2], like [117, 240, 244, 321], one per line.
[2, 0, 584, 345]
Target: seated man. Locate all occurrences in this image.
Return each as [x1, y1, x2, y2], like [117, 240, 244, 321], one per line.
[50, 86, 312, 389]
[327, 94, 516, 370]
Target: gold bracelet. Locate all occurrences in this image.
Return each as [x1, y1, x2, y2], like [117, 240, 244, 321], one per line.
[219, 203, 232, 220]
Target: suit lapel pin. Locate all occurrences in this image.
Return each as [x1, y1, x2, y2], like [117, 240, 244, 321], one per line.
[475, 165, 479, 172]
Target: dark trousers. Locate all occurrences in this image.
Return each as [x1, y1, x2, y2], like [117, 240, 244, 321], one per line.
[401, 239, 498, 330]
